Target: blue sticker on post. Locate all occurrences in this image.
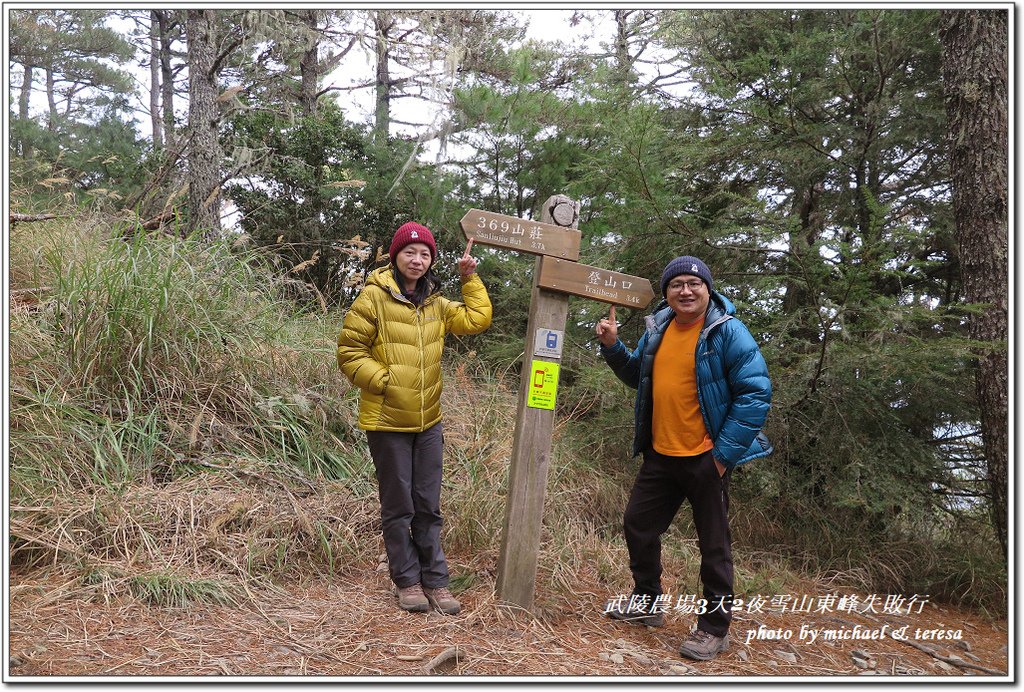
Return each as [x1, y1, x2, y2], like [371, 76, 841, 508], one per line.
[534, 328, 564, 359]
[526, 360, 560, 410]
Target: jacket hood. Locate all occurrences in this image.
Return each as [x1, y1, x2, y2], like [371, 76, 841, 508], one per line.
[366, 265, 400, 293]
[708, 290, 736, 319]
[368, 264, 399, 288]
[365, 265, 420, 303]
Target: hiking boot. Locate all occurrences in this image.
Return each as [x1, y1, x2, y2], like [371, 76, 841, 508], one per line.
[678, 629, 729, 661]
[423, 586, 461, 615]
[396, 583, 430, 612]
[605, 602, 665, 628]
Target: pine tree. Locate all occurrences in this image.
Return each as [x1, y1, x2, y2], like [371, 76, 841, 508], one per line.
[9, 9, 144, 206]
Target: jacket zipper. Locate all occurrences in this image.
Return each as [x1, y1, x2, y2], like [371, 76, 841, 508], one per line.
[695, 330, 711, 437]
[388, 281, 426, 431]
[695, 315, 732, 442]
[417, 304, 425, 430]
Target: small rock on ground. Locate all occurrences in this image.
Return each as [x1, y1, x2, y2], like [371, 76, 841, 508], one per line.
[774, 650, 798, 663]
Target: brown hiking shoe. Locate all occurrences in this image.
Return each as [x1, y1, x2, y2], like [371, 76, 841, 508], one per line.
[423, 586, 461, 615]
[678, 629, 729, 661]
[396, 583, 430, 612]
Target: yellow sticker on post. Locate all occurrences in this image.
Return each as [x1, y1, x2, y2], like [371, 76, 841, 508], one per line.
[526, 360, 560, 410]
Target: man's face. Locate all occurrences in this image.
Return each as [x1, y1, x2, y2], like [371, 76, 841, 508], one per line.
[665, 274, 710, 325]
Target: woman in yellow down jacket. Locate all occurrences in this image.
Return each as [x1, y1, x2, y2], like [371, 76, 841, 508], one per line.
[337, 222, 491, 616]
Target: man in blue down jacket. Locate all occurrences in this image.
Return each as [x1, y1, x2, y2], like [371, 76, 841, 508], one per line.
[595, 255, 772, 661]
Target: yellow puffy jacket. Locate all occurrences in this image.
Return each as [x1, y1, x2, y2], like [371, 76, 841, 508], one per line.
[337, 266, 492, 432]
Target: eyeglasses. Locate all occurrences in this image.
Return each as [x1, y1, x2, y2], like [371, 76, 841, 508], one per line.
[667, 279, 705, 292]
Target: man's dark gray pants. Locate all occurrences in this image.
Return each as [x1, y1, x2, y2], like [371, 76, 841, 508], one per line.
[623, 448, 733, 637]
[366, 423, 449, 590]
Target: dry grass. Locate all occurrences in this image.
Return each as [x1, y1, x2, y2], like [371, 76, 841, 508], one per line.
[9, 469, 378, 583]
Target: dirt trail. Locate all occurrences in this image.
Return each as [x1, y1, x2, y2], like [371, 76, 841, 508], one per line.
[7, 565, 1009, 680]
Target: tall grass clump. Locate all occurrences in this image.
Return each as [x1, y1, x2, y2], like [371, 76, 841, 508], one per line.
[82, 568, 239, 608]
[11, 215, 367, 491]
[9, 213, 376, 587]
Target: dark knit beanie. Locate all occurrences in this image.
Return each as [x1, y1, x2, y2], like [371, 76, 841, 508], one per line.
[389, 222, 437, 263]
[660, 256, 714, 296]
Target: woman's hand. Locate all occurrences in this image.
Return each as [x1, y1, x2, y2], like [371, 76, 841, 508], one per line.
[595, 305, 618, 347]
[458, 238, 478, 278]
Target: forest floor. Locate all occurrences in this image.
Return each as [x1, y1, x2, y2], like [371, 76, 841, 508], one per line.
[7, 558, 1010, 681]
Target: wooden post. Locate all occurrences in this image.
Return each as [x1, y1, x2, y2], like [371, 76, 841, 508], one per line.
[459, 199, 650, 610]
[495, 195, 579, 610]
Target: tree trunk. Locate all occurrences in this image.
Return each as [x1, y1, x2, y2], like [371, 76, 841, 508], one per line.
[782, 180, 826, 347]
[149, 11, 163, 150]
[18, 64, 32, 121]
[185, 9, 223, 237]
[373, 11, 393, 143]
[157, 10, 177, 151]
[939, 9, 1009, 558]
[612, 10, 633, 87]
[45, 67, 57, 132]
[299, 10, 321, 116]
[18, 63, 33, 159]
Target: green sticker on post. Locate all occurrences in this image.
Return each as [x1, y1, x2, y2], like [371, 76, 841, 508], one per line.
[526, 360, 560, 410]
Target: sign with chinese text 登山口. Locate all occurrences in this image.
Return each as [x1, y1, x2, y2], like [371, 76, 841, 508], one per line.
[460, 209, 581, 260]
[537, 257, 655, 309]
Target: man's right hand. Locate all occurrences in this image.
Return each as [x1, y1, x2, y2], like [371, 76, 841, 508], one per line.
[596, 305, 618, 347]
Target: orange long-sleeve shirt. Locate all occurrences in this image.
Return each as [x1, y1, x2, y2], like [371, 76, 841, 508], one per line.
[651, 317, 714, 457]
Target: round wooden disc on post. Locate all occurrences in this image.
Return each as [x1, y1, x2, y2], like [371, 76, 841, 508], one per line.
[551, 201, 577, 227]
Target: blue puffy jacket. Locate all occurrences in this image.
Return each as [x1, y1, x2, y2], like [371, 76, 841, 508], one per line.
[600, 291, 773, 469]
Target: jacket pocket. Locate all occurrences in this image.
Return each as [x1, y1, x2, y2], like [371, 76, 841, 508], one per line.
[366, 365, 390, 395]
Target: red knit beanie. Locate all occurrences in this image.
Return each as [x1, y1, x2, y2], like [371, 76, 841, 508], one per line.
[389, 222, 437, 263]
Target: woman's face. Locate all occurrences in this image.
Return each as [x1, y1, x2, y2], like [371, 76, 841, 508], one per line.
[395, 242, 433, 285]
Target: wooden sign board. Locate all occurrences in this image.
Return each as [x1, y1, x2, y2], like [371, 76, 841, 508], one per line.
[460, 209, 581, 260]
[537, 256, 655, 309]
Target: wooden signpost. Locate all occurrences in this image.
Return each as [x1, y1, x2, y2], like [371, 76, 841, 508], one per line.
[461, 196, 653, 611]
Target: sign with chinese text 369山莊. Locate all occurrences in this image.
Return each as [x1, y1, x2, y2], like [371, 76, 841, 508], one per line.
[460, 209, 581, 260]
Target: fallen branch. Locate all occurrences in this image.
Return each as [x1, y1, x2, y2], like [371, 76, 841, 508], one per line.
[10, 212, 59, 226]
[896, 638, 1004, 676]
[140, 209, 177, 231]
[184, 456, 317, 495]
[422, 646, 461, 674]
[857, 611, 1005, 676]
[10, 286, 51, 296]
[120, 210, 181, 240]
[9, 286, 50, 311]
